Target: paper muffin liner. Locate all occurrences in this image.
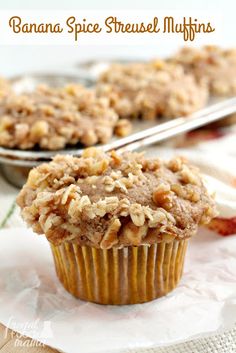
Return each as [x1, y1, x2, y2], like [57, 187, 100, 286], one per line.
[50, 237, 188, 305]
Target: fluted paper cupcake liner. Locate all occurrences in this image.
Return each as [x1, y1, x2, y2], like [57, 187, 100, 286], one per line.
[50, 239, 188, 305]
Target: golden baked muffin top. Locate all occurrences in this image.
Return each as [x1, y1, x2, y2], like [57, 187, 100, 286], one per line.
[17, 148, 217, 248]
[96, 60, 208, 120]
[0, 84, 124, 150]
[172, 46, 236, 96]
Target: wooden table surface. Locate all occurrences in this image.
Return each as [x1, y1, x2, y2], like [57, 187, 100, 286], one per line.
[0, 324, 57, 353]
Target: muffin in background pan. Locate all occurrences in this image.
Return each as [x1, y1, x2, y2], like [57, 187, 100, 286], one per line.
[17, 147, 217, 305]
[172, 46, 236, 96]
[96, 60, 209, 120]
[0, 83, 127, 151]
[171, 46, 236, 127]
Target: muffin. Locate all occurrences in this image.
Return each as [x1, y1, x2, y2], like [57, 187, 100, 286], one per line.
[0, 83, 130, 150]
[17, 148, 217, 304]
[96, 60, 209, 120]
[171, 46, 236, 126]
[172, 46, 236, 97]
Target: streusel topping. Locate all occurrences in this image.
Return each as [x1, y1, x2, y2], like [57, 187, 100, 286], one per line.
[96, 61, 208, 120]
[17, 148, 217, 248]
[0, 84, 125, 150]
[172, 46, 236, 96]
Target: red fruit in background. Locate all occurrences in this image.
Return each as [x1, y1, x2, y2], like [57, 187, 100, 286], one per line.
[208, 217, 236, 236]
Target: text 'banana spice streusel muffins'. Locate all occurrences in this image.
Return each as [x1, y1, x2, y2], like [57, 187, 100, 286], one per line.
[17, 148, 217, 305]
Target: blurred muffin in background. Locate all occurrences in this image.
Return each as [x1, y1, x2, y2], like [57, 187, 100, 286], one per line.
[96, 60, 209, 120]
[172, 46, 236, 96]
[0, 83, 126, 151]
[171, 46, 236, 127]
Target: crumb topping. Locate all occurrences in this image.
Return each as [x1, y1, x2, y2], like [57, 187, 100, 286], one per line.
[96, 61, 208, 120]
[172, 46, 236, 96]
[17, 147, 217, 248]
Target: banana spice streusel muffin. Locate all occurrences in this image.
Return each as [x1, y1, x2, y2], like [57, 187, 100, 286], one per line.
[17, 148, 217, 304]
[172, 46, 236, 96]
[172, 46, 236, 127]
[96, 61, 208, 120]
[0, 84, 127, 150]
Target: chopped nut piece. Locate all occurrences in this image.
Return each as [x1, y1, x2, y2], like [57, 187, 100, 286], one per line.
[153, 183, 173, 210]
[30, 120, 49, 139]
[120, 222, 148, 246]
[180, 165, 200, 185]
[82, 147, 103, 158]
[167, 157, 184, 172]
[100, 218, 121, 249]
[171, 183, 183, 197]
[110, 150, 122, 166]
[15, 123, 29, 140]
[88, 160, 109, 176]
[114, 119, 132, 137]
